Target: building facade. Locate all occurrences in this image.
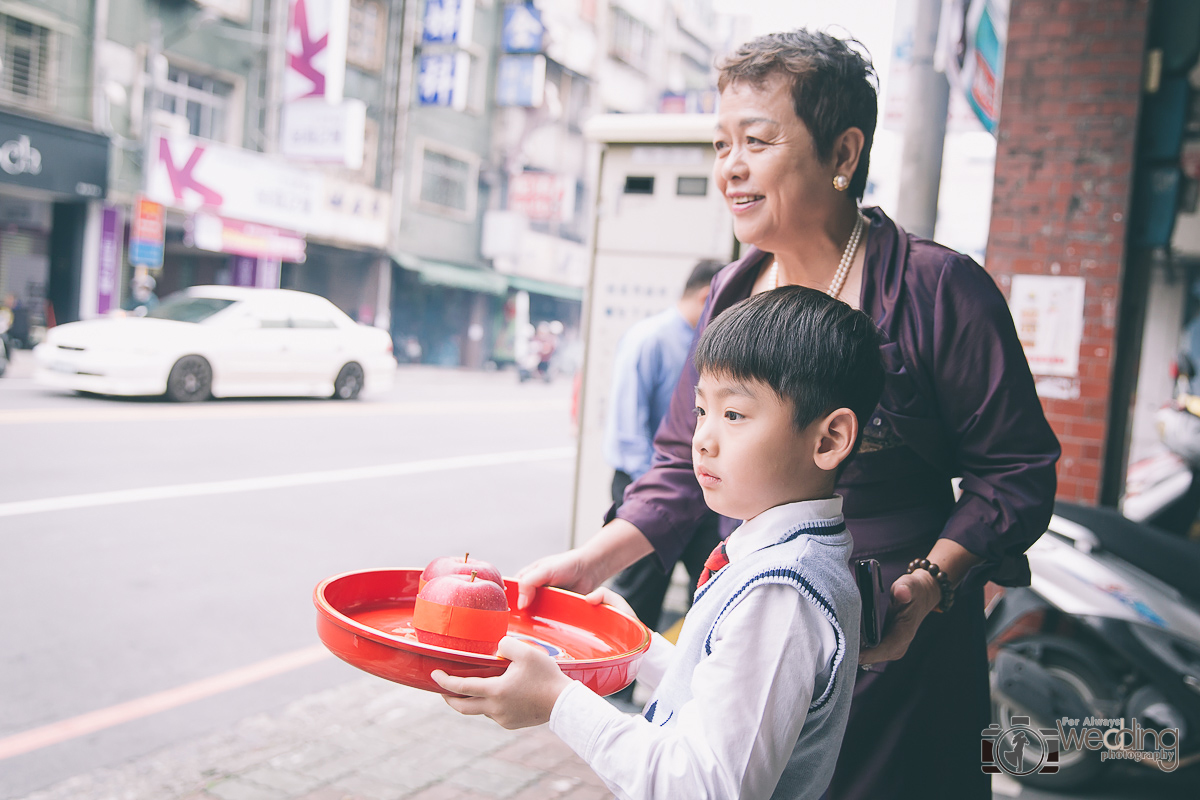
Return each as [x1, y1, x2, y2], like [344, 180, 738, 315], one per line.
[986, 0, 1200, 514]
[0, 2, 111, 339]
[4, 0, 734, 370]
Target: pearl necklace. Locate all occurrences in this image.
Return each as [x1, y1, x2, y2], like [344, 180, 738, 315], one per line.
[769, 211, 866, 299]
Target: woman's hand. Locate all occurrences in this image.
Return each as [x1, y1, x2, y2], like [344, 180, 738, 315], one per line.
[516, 550, 596, 610]
[431, 636, 573, 729]
[583, 586, 639, 621]
[858, 569, 941, 666]
[515, 518, 655, 610]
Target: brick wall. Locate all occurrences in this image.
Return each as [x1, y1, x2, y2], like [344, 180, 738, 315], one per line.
[986, 0, 1149, 503]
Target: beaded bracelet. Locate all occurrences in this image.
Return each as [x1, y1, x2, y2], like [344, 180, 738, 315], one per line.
[906, 558, 956, 613]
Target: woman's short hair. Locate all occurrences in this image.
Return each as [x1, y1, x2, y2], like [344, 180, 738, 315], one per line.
[717, 30, 878, 200]
[694, 286, 884, 446]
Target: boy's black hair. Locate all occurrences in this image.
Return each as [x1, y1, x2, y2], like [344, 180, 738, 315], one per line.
[694, 286, 884, 449]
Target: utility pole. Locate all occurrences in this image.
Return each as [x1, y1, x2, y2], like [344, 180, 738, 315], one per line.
[895, 0, 950, 240]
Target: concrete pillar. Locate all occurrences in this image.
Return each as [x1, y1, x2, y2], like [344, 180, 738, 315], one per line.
[894, 0, 950, 240]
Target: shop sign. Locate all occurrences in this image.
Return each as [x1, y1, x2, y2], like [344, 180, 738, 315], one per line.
[502, 4, 544, 53]
[129, 197, 166, 268]
[936, 0, 1008, 134]
[423, 0, 473, 44]
[0, 110, 108, 198]
[286, 0, 350, 103]
[1009, 274, 1086, 378]
[310, 178, 390, 248]
[495, 54, 546, 107]
[97, 205, 124, 314]
[190, 212, 307, 263]
[148, 132, 323, 233]
[417, 52, 470, 109]
[508, 171, 574, 223]
[149, 131, 385, 249]
[280, 97, 366, 167]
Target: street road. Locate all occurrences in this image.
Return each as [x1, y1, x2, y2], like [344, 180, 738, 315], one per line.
[0, 361, 578, 798]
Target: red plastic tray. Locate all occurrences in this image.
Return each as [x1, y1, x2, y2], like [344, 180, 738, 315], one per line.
[314, 568, 651, 696]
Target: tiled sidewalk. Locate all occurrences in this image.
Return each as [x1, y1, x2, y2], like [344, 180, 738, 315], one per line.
[15, 679, 612, 800]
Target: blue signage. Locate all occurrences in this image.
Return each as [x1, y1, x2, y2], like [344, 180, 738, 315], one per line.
[423, 0, 466, 44]
[495, 54, 545, 107]
[128, 238, 164, 268]
[418, 53, 458, 107]
[503, 4, 544, 53]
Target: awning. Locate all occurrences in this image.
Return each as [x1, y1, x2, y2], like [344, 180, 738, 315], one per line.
[505, 275, 584, 301]
[392, 250, 585, 301]
[392, 253, 509, 295]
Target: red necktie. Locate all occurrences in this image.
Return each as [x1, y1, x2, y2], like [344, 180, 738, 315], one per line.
[696, 541, 729, 589]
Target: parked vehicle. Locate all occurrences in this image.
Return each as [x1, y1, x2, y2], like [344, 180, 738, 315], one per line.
[987, 502, 1200, 787]
[34, 287, 396, 402]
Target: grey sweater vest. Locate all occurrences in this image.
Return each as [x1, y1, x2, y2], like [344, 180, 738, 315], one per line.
[642, 517, 860, 799]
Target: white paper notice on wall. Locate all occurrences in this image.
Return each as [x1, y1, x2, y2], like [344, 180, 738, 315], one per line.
[1008, 274, 1086, 377]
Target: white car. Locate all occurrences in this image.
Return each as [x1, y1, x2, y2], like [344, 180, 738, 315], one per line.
[35, 287, 396, 401]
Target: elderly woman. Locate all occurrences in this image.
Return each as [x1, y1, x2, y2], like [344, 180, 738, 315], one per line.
[520, 30, 1059, 799]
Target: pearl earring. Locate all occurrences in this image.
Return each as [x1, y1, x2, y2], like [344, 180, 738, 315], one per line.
[833, 174, 850, 191]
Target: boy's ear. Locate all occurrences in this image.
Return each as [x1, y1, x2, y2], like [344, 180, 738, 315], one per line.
[812, 408, 858, 472]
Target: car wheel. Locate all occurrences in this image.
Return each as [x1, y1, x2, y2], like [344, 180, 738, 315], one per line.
[165, 355, 212, 402]
[333, 362, 364, 400]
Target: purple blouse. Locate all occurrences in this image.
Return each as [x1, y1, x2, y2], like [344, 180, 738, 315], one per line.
[613, 207, 1061, 587]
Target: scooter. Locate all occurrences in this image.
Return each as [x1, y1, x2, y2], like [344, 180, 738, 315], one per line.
[986, 502, 1200, 788]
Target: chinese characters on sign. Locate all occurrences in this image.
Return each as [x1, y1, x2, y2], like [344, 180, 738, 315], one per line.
[128, 197, 165, 268]
[502, 4, 544, 53]
[495, 55, 546, 107]
[1008, 274, 1086, 400]
[417, 53, 461, 107]
[423, 0, 472, 44]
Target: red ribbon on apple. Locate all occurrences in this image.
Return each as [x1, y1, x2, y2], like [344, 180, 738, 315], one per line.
[412, 569, 510, 655]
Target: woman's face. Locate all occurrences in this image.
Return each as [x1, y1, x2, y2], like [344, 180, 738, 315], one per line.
[713, 74, 834, 252]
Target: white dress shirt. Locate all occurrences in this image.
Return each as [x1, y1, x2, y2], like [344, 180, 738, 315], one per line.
[549, 498, 841, 799]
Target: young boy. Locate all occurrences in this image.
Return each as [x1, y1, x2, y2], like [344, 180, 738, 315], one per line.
[432, 286, 885, 800]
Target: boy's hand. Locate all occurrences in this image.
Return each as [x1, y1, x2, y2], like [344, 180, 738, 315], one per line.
[430, 636, 573, 729]
[582, 587, 639, 621]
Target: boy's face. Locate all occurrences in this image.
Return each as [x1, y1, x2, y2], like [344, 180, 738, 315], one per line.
[692, 371, 828, 521]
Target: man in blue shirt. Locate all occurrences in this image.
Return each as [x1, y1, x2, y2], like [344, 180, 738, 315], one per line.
[604, 260, 724, 634]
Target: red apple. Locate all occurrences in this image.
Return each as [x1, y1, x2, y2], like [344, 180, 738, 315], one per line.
[419, 553, 503, 591]
[413, 570, 510, 654]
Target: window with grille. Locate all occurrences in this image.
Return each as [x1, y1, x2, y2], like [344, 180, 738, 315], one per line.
[417, 143, 477, 217]
[0, 15, 53, 106]
[154, 65, 234, 141]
